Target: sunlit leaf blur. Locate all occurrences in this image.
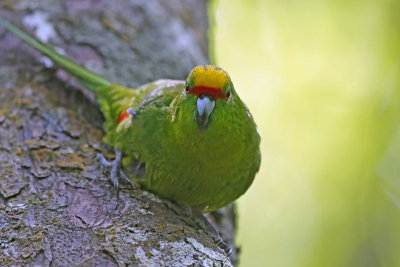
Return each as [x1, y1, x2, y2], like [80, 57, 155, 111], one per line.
[209, 0, 400, 266]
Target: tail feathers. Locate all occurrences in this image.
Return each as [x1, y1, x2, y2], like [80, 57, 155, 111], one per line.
[0, 16, 139, 144]
[0, 16, 110, 91]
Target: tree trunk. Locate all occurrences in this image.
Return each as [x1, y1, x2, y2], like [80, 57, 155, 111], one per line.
[0, 1, 237, 266]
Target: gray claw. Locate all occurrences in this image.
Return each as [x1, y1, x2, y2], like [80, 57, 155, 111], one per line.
[96, 149, 131, 191]
[111, 173, 119, 189]
[213, 235, 232, 255]
[119, 169, 134, 189]
[96, 153, 112, 167]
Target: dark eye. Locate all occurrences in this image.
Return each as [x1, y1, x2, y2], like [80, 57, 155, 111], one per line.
[185, 83, 190, 91]
[226, 90, 231, 98]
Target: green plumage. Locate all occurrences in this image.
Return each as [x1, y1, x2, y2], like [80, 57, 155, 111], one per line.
[0, 17, 261, 212]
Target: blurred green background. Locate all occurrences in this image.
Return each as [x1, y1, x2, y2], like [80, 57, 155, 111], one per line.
[209, 0, 400, 266]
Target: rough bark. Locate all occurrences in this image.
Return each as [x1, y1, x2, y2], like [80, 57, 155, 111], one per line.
[0, 1, 237, 266]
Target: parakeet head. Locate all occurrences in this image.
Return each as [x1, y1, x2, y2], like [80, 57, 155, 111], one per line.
[184, 65, 234, 129]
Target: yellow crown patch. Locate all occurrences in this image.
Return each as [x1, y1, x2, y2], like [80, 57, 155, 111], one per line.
[191, 65, 230, 90]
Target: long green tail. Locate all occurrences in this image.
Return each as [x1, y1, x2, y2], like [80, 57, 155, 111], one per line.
[0, 16, 110, 90]
[0, 16, 138, 144]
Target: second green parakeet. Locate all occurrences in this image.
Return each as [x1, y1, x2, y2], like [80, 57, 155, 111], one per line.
[0, 18, 261, 213]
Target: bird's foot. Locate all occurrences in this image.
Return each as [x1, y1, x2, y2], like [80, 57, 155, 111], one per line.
[212, 233, 232, 255]
[191, 207, 232, 255]
[96, 149, 133, 190]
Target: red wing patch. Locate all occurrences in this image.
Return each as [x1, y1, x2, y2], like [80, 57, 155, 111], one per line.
[117, 109, 130, 123]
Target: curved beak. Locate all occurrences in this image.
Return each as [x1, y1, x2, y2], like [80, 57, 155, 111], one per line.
[197, 96, 215, 129]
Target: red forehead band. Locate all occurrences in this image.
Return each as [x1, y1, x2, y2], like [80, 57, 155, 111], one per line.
[188, 85, 228, 100]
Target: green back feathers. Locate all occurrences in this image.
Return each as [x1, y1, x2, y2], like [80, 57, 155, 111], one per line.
[95, 84, 137, 145]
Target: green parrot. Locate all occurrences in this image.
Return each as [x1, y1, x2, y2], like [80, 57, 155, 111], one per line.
[0, 18, 261, 213]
